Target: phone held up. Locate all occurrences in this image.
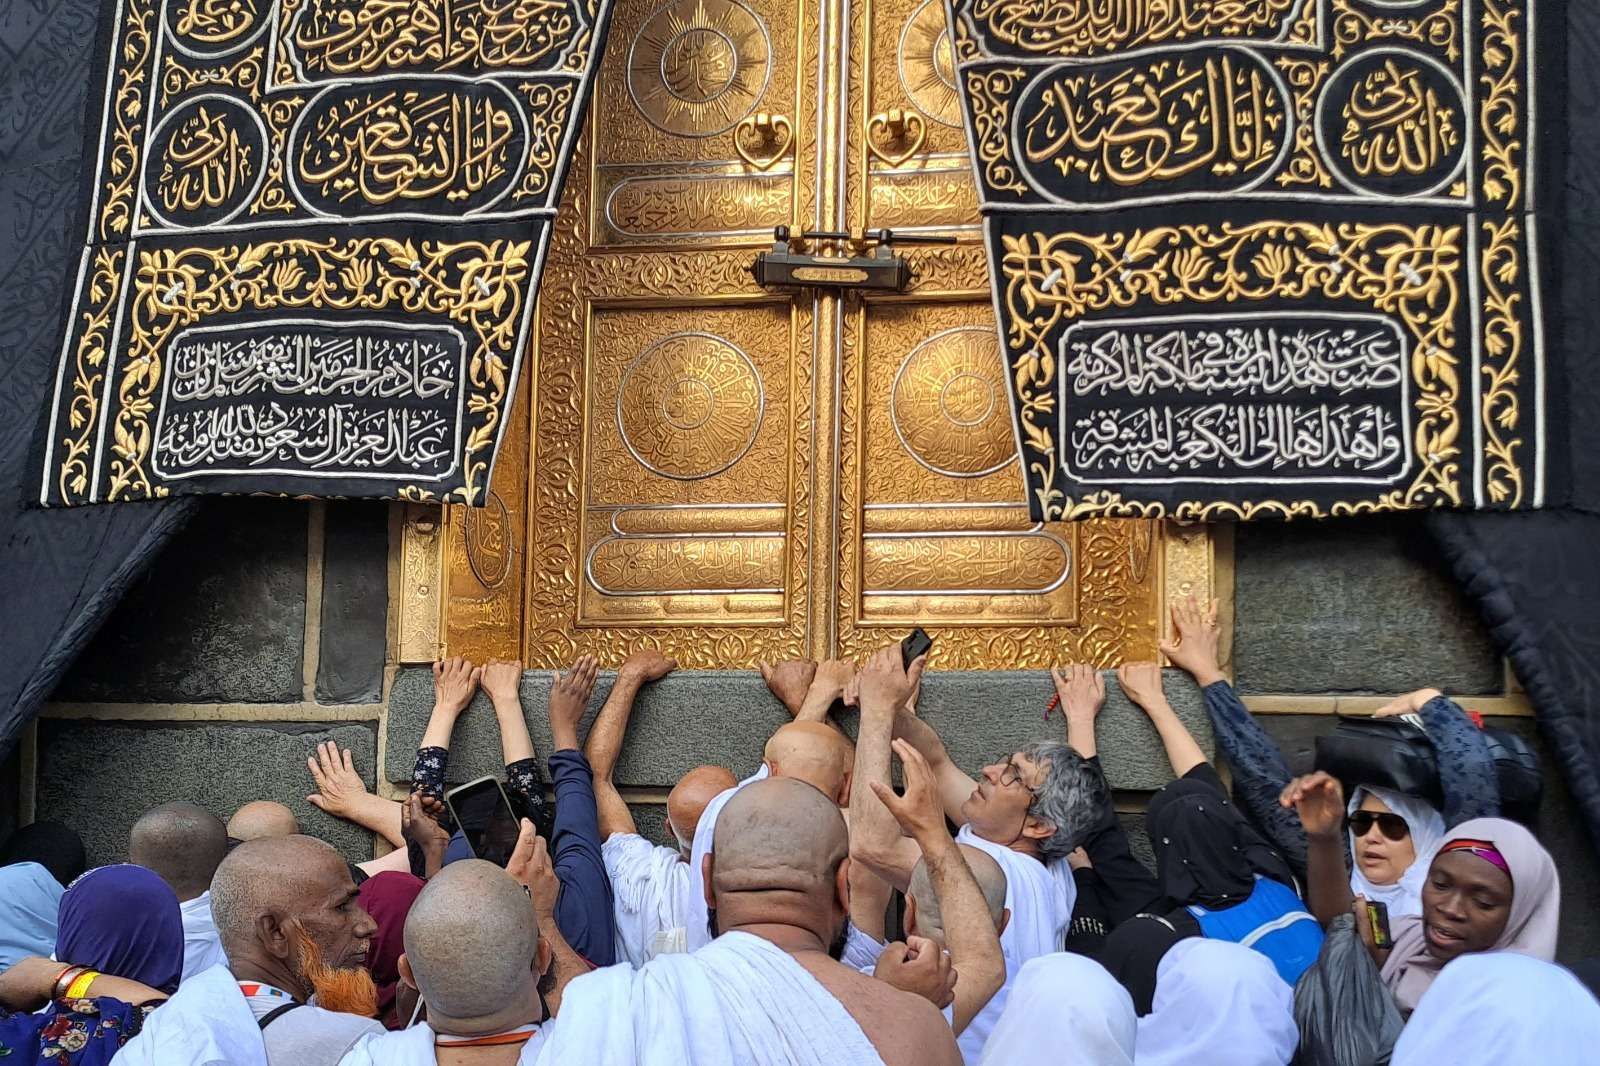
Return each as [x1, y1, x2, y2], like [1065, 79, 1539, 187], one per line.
[444, 775, 521, 867]
[901, 627, 933, 671]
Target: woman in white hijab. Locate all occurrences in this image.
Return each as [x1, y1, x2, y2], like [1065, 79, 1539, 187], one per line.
[1392, 952, 1600, 1064]
[1135, 939, 1298, 1066]
[1345, 786, 1445, 919]
[978, 954, 1136, 1066]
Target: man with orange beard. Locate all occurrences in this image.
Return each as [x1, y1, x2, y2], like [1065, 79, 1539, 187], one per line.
[112, 835, 384, 1066]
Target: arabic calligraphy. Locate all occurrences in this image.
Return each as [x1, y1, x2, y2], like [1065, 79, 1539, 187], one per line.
[154, 322, 464, 479]
[1017, 49, 1286, 200]
[1067, 402, 1408, 482]
[291, 82, 525, 214]
[1063, 315, 1405, 398]
[1323, 52, 1465, 196]
[288, 0, 580, 80]
[167, 0, 265, 51]
[966, 0, 1301, 59]
[147, 96, 265, 227]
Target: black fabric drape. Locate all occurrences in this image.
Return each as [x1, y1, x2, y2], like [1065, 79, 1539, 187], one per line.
[0, 0, 194, 754]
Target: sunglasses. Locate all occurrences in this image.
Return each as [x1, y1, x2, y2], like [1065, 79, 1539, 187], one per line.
[1348, 811, 1410, 842]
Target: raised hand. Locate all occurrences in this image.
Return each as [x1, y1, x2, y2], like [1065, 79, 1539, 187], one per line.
[402, 791, 451, 877]
[620, 648, 677, 684]
[858, 646, 914, 718]
[432, 656, 481, 716]
[1115, 661, 1168, 712]
[873, 936, 955, 1009]
[1372, 688, 1444, 718]
[870, 738, 947, 844]
[1052, 663, 1105, 723]
[505, 819, 560, 922]
[548, 654, 598, 750]
[1159, 595, 1225, 685]
[759, 658, 817, 716]
[305, 741, 369, 819]
[1279, 771, 1347, 840]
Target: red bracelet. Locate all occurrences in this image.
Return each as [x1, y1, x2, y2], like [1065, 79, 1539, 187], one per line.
[52, 964, 84, 1001]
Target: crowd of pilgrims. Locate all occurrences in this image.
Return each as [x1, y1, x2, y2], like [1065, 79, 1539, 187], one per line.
[0, 597, 1596, 1064]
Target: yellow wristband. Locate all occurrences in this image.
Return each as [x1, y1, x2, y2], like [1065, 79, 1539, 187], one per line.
[64, 970, 100, 1000]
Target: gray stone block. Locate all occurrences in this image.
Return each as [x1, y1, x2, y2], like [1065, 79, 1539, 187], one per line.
[1234, 516, 1501, 695]
[55, 500, 308, 704]
[627, 803, 674, 851]
[36, 720, 377, 866]
[385, 667, 1212, 794]
[315, 503, 388, 704]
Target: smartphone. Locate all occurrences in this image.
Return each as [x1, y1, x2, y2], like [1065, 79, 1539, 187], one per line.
[1364, 899, 1392, 949]
[901, 627, 934, 670]
[444, 776, 521, 867]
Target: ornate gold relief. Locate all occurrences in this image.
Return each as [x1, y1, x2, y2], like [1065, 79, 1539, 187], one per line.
[398, 503, 445, 662]
[626, 0, 772, 136]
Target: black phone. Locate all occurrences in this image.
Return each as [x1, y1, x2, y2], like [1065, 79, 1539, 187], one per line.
[444, 775, 521, 867]
[901, 627, 934, 670]
[1364, 899, 1393, 949]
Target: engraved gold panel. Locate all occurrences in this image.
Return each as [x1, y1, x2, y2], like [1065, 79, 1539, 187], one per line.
[421, 0, 1205, 669]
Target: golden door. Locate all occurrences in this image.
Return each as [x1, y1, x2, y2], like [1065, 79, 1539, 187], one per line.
[399, 0, 1216, 668]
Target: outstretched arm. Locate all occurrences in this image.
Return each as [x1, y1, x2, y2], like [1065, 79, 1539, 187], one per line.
[0, 957, 166, 1011]
[795, 659, 855, 725]
[1053, 663, 1105, 759]
[890, 710, 978, 826]
[1376, 687, 1502, 823]
[849, 646, 925, 892]
[759, 659, 818, 719]
[307, 742, 404, 848]
[584, 650, 678, 840]
[1281, 771, 1355, 927]
[875, 738, 1006, 1037]
[507, 823, 590, 1015]
[413, 657, 481, 798]
[1115, 662, 1207, 778]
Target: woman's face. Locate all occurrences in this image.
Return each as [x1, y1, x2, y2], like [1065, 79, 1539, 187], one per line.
[1421, 850, 1514, 961]
[1353, 794, 1416, 885]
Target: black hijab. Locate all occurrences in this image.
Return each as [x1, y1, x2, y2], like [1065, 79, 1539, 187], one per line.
[1097, 913, 1191, 1015]
[1146, 776, 1294, 910]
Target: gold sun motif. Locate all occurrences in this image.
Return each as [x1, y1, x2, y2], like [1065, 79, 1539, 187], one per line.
[898, 0, 961, 128]
[627, 0, 772, 137]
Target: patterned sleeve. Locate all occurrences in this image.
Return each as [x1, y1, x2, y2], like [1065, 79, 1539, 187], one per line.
[411, 745, 449, 799]
[1420, 695, 1502, 823]
[1201, 681, 1308, 875]
[505, 756, 551, 836]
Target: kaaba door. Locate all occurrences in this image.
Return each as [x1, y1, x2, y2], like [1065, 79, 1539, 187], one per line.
[404, 0, 1215, 668]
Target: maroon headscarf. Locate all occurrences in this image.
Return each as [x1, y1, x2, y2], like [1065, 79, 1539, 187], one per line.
[357, 871, 426, 1028]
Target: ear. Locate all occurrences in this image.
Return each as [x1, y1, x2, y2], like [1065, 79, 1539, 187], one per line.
[837, 770, 853, 808]
[398, 953, 418, 991]
[763, 757, 779, 778]
[904, 895, 919, 938]
[1020, 815, 1055, 842]
[835, 856, 852, 914]
[997, 907, 1011, 938]
[257, 912, 291, 961]
[702, 851, 716, 910]
[535, 935, 553, 978]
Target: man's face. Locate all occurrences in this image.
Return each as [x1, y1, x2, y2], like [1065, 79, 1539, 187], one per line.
[960, 751, 1042, 844]
[292, 854, 377, 975]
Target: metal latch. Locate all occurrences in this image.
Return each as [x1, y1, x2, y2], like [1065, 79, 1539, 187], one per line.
[750, 227, 956, 293]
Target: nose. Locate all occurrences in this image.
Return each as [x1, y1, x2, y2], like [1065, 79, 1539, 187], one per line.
[1361, 825, 1386, 846]
[981, 762, 1003, 784]
[1435, 889, 1468, 923]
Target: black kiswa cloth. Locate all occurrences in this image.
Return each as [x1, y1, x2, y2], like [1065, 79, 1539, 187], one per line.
[1146, 764, 1296, 911]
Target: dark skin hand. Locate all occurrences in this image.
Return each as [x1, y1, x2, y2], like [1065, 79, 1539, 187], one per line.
[403, 791, 451, 878]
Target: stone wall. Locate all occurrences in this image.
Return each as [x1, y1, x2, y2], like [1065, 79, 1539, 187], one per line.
[15, 503, 1600, 962]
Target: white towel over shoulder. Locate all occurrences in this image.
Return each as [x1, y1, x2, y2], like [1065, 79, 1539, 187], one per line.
[111, 963, 266, 1066]
[532, 930, 884, 1066]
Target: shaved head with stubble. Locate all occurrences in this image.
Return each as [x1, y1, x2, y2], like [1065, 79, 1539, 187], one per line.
[129, 801, 228, 901]
[400, 860, 549, 1036]
[906, 844, 1008, 943]
[227, 800, 299, 842]
[668, 765, 738, 850]
[763, 722, 855, 806]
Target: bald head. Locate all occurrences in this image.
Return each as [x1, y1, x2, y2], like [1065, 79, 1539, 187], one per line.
[712, 777, 849, 897]
[907, 844, 1007, 944]
[763, 722, 854, 805]
[129, 802, 227, 901]
[227, 800, 299, 842]
[210, 835, 347, 955]
[667, 765, 737, 846]
[404, 860, 540, 1026]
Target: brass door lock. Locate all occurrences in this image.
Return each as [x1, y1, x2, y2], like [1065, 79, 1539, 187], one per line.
[749, 227, 955, 292]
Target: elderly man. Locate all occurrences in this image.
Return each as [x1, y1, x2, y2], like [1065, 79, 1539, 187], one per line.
[849, 645, 1109, 1060]
[129, 801, 230, 980]
[584, 650, 737, 964]
[113, 835, 384, 1066]
[538, 765, 1001, 1065]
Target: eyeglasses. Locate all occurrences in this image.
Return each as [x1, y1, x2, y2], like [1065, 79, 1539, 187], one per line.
[1348, 811, 1410, 842]
[997, 757, 1035, 793]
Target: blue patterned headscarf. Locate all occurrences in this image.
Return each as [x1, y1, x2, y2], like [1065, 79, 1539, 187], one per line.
[0, 863, 63, 974]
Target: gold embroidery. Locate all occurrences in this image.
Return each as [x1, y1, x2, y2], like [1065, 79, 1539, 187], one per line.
[966, 0, 1301, 58]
